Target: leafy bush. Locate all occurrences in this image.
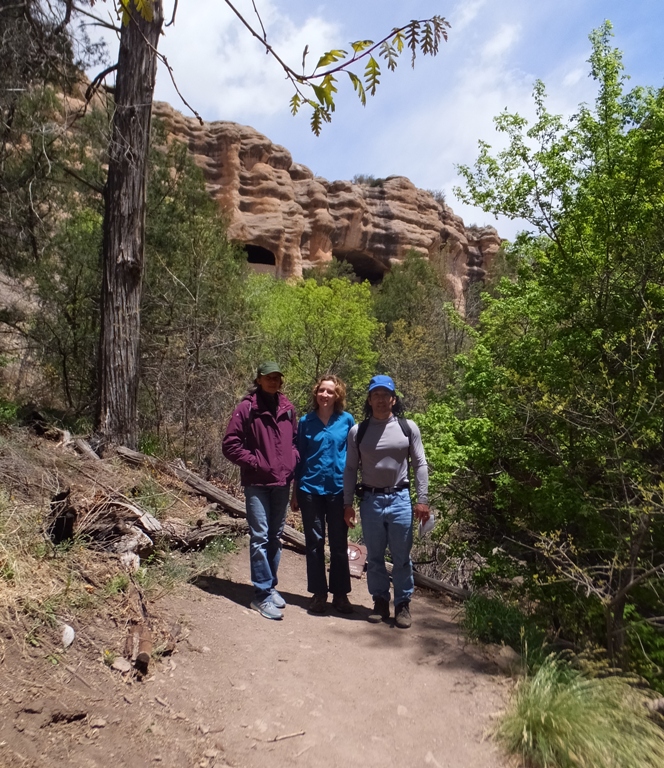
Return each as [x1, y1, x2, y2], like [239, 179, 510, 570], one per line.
[0, 398, 18, 426]
[495, 656, 664, 768]
[625, 606, 664, 694]
[425, 188, 446, 206]
[431, 23, 664, 664]
[463, 594, 545, 661]
[352, 174, 385, 187]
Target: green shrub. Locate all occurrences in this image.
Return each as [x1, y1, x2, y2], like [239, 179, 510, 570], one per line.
[495, 655, 664, 768]
[0, 398, 18, 426]
[462, 594, 546, 663]
[625, 608, 664, 694]
[103, 573, 130, 596]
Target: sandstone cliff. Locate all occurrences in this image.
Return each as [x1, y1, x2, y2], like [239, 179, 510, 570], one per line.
[153, 101, 501, 310]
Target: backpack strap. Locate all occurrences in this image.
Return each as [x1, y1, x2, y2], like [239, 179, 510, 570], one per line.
[397, 416, 412, 442]
[356, 418, 371, 452]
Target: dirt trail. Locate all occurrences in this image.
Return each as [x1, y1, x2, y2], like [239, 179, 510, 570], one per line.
[156, 544, 507, 768]
[1, 543, 509, 768]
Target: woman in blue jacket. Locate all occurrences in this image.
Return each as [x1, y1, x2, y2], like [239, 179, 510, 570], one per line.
[291, 374, 355, 614]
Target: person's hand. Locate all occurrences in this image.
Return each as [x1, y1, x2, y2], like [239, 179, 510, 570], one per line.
[344, 505, 356, 529]
[290, 493, 299, 512]
[413, 503, 430, 523]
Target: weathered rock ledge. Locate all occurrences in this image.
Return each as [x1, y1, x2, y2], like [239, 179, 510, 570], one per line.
[153, 101, 502, 308]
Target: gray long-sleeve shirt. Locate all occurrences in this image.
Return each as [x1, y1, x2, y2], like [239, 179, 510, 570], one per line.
[342, 415, 429, 506]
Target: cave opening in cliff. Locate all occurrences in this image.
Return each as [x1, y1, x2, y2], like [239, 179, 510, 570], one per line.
[335, 253, 386, 285]
[245, 244, 276, 274]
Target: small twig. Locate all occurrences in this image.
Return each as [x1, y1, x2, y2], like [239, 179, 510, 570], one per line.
[166, 0, 179, 27]
[64, 664, 97, 691]
[272, 730, 305, 742]
[85, 64, 118, 102]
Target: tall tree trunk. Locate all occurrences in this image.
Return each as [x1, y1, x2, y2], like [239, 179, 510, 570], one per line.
[96, 1, 164, 448]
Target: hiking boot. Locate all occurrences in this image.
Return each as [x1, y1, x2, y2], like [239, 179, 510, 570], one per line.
[367, 597, 390, 623]
[250, 599, 283, 620]
[308, 593, 328, 614]
[332, 593, 353, 614]
[270, 589, 286, 609]
[395, 601, 412, 629]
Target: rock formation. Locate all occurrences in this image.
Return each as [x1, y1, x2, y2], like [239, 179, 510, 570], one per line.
[152, 101, 502, 311]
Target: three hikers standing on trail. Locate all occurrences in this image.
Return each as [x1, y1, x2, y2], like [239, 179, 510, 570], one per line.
[222, 364, 430, 628]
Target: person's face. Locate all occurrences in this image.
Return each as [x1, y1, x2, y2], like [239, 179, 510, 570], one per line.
[257, 372, 282, 394]
[316, 380, 337, 410]
[368, 387, 396, 419]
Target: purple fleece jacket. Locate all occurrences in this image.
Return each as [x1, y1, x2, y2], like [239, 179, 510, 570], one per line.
[222, 390, 298, 487]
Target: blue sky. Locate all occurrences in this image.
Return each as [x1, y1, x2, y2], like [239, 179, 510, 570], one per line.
[87, 1, 663, 239]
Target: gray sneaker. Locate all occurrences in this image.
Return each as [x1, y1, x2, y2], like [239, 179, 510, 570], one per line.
[395, 601, 412, 629]
[367, 597, 390, 623]
[271, 589, 286, 609]
[251, 599, 283, 620]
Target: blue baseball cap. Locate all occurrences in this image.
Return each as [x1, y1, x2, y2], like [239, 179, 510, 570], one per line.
[368, 375, 396, 393]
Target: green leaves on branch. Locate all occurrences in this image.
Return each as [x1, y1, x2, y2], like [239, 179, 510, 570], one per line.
[288, 16, 450, 134]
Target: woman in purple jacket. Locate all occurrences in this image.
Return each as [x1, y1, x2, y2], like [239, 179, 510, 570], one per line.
[222, 361, 298, 620]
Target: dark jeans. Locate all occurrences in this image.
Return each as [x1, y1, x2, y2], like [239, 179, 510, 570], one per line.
[299, 491, 351, 596]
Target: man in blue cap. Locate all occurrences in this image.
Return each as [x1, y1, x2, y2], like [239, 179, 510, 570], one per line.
[343, 375, 430, 628]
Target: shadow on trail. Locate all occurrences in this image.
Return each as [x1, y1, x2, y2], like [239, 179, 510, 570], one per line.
[191, 574, 372, 622]
[337, 596, 499, 677]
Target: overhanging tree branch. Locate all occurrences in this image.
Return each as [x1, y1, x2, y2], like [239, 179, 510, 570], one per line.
[222, 0, 449, 134]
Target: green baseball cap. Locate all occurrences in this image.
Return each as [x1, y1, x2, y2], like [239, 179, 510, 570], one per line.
[257, 360, 282, 376]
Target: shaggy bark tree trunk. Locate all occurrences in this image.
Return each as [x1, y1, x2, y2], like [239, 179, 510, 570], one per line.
[96, 1, 164, 448]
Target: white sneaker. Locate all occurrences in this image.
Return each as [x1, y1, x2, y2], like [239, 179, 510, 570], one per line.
[270, 589, 286, 609]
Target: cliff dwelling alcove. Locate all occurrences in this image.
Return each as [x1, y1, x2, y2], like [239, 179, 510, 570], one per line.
[245, 244, 276, 275]
[335, 252, 386, 285]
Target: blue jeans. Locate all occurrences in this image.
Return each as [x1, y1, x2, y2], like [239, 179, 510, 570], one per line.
[245, 485, 290, 601]
[299, 492, 351, 596]
[360, 488, 414, 605]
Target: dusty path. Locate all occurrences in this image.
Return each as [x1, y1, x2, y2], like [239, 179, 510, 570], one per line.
[1, 543, 509, 768]
[154, 544, 508, 768]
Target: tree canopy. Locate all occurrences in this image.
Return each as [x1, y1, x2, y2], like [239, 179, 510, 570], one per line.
[432, 22, 664, 669]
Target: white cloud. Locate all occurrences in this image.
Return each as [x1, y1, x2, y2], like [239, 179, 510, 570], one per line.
[452, 0, 487, 33]
[562, 66, 586, 89]
[480, 23, 522, 60]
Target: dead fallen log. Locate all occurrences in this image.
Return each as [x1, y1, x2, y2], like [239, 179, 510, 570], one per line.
[397, 564, 470, 599]
[125, 621, 152, 674]
[117, 446, 306, 552]
[72, 438, 101, 461]
[116, 447, 245, 514]
[160, 515, 249, 550]
[46, 488, 77, 544]
[116, 446, 469, 600]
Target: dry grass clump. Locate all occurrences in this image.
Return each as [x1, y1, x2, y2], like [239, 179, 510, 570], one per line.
[0, 488, 122, 645]
[495, 655, 664, 768]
